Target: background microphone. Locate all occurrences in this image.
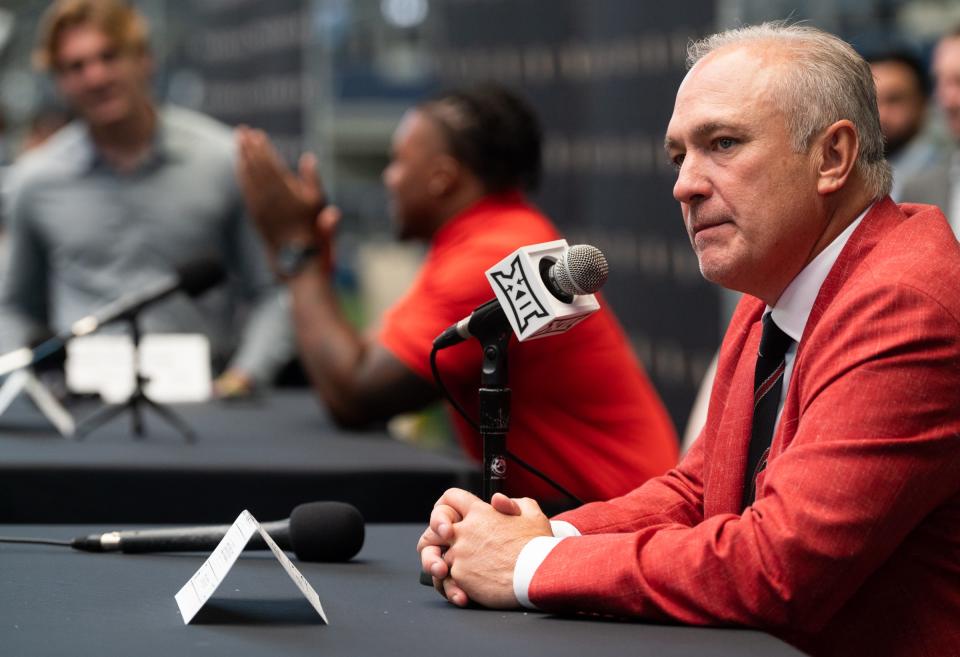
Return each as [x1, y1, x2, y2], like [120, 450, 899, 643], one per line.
[70, 257, 226, 337]
[434, 242, 608, 349]
[0, 258, 226, 378]
[69, 501, 364, 563]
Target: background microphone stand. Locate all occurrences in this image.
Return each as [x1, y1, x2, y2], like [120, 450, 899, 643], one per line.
[75, 311, 196, 443]
[0, 338, 76, 438]
[0, 368, 76, 438]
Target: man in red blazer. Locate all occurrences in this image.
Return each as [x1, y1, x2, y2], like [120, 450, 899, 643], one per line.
[417, 22, 960, 657]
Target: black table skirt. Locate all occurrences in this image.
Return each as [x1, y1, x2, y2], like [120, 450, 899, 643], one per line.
[0, 391, 477, 523]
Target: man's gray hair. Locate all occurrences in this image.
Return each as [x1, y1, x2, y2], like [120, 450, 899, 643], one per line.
[688, 22, 892, 199]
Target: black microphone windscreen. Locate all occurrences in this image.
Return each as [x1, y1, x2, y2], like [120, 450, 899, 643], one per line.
[289, 501, 365, 562]
[176, 258, 226, 297]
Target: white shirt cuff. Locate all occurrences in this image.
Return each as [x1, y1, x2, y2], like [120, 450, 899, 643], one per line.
[549, 520, 581, 538]
[512, 521, 581, 609]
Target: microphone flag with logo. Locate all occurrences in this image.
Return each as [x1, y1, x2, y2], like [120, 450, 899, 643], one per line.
[486, 239, 603, 342]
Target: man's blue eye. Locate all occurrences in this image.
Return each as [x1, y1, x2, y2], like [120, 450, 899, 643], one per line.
[717, 138, 735, 149]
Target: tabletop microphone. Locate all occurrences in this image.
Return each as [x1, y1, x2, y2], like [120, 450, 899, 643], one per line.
[433, 243, 609, 349]
[70, 501, 365, 562]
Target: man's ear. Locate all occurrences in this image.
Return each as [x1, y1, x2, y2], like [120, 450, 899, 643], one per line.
[815, 119, 858, 195]
[428, 154, 461, 197]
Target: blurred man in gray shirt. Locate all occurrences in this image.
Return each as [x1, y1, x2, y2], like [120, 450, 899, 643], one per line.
[0, 0, 292, 395]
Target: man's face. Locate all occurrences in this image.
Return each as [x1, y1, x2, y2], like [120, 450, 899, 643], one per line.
[934, 36, 960, 142]
[382, 109, 449, 240]
[871, 60, 926, 156]
[665, 46, 826, 304]
[52, 25, 150, 128]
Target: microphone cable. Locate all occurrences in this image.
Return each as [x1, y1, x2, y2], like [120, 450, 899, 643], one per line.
[429, 344, 583, 506]
[0, 537, 73, 547]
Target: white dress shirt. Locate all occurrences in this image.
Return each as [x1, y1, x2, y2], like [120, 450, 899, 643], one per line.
[513, 205, 871, 609]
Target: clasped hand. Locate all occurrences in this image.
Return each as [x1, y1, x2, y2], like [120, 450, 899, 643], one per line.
[416, 488, 552, 609]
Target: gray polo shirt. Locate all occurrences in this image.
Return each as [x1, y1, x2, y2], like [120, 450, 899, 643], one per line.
[0, 105, 292, 383]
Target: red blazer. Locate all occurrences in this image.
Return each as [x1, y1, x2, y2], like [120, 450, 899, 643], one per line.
[532, 199, 960, 657]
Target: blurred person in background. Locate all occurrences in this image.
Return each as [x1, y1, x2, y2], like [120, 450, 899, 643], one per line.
[236, 83, 678, 507]
[901, 26, 960, 225]
[18, 106, 71, 155]
[867, 51, 941, 200]
[0, 106, 10, 167]
[0, 0, 293, 397]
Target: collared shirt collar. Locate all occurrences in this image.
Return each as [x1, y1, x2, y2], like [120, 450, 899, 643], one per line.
[769, 204, 872, 342]
[430, 190, 527, 247]
[81, 106, 178, 174]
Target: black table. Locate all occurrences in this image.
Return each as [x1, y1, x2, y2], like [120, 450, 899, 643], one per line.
[0, 391, 477, 523]
[0, 523, 806, 656]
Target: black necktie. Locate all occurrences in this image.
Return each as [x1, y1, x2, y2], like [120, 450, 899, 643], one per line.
[741, 313, 793, 510]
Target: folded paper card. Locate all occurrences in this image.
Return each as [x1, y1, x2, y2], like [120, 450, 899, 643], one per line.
[174, 509, 328, 625]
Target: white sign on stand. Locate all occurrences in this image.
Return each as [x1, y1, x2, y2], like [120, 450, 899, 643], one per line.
[66, 333, 212, 404]
[174, 510, 328, 625]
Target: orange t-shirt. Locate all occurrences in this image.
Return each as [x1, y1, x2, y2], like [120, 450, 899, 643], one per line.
[379, 193, 678, 501]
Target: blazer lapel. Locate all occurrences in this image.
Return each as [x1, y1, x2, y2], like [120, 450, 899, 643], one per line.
[703, 300, 765, 517]
[769, 197, 904, 463]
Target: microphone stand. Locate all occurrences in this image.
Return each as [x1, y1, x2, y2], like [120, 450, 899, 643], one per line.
[473, 311, 513, 500]
[0, 367, 76, 438]
[75, 312, 196, 443]
[420, 308, 516, 587]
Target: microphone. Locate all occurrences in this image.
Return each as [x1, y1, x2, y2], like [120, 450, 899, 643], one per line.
[434, 242, 608, 349]
[0, 258, 226, 377]
[542, 243, 609, 301]
[69, 501, 364, 562]
[70, 258, 226, 337]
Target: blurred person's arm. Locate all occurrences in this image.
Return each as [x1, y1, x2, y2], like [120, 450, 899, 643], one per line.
[235, 127, 437, 426]
[213, 184, 297, 397]
[0, 168, 52, 352]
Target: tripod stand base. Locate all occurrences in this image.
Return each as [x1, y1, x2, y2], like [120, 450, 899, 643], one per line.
[76, 391, 196, 442]
[0, 369, 76, 438]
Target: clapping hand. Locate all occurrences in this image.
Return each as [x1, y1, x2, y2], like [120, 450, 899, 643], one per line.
[235, 126, 327, 250]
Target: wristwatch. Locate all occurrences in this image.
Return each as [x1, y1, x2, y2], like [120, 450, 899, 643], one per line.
[275, 242, 319, 280]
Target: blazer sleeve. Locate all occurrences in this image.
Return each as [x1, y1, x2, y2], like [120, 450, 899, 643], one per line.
[551, 432, 706, 534]
[529, 282, 960, 633]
